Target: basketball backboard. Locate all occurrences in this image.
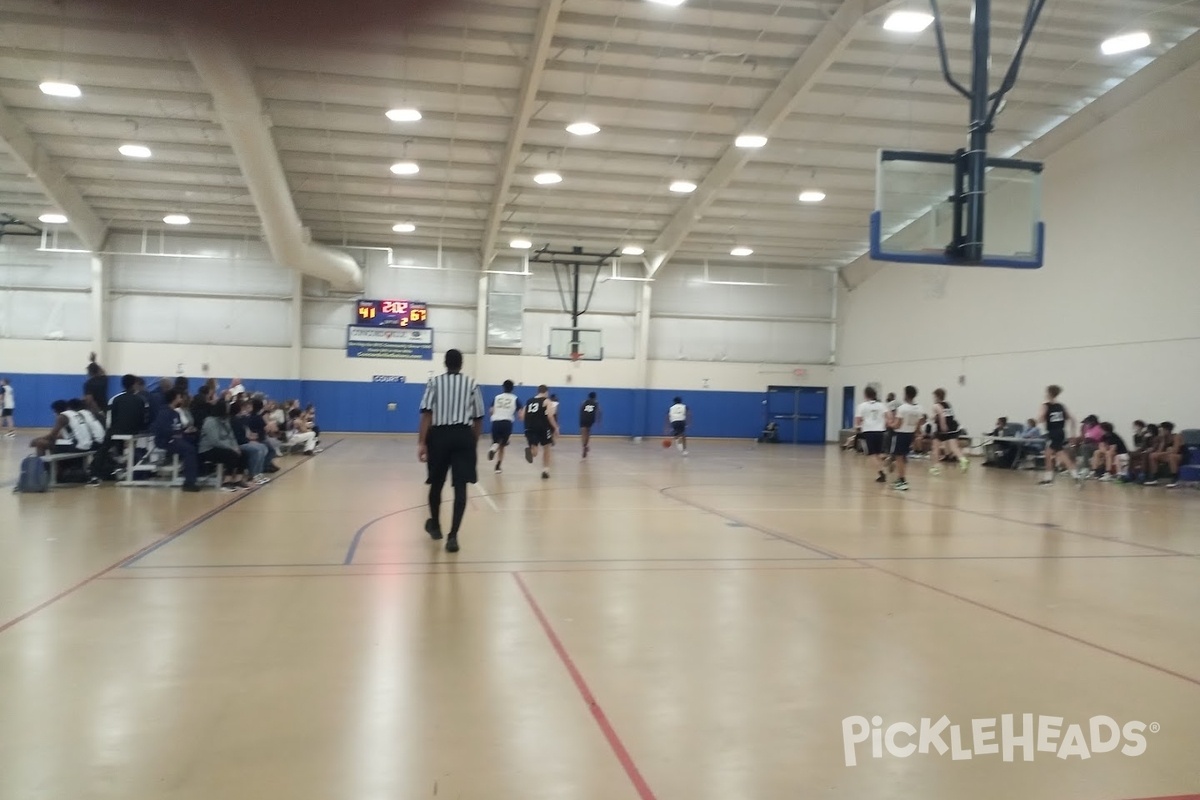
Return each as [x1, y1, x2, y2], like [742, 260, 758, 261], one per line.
[871, 149, 1044, 269]
[548, 327, 603, 361]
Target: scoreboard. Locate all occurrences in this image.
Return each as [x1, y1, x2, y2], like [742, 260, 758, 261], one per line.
[355, 299, 428, 328]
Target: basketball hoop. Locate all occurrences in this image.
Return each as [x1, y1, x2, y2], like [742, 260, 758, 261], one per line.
[570, 351, 584, 364]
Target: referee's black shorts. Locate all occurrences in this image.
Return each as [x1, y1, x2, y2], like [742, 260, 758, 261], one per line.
[426, 424, 477, 487]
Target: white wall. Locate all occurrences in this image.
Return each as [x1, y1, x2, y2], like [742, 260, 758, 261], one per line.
[836, 61, 1200, 435]
[0, 231, 838, 398]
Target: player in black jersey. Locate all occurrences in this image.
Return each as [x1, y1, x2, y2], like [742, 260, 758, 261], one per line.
[1037, 384, 1076, 484]
[520, 384, 559, 479]
[929, 388, 969, 474]
[579, 392, 601, 459]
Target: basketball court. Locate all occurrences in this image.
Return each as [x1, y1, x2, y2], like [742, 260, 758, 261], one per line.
[3, 437, 1198, 800]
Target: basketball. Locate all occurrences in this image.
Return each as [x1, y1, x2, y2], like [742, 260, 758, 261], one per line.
[662, 439, 672, 449]
[89, 0, 457, 42]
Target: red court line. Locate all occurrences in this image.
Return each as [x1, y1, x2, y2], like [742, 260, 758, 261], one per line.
[661, 486, 1200, 689]
[513, 572, 657, 800]
[0, 444, 339, 636]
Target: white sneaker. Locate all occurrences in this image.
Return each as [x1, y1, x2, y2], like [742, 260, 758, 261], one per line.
[253, 475, 271, 485]
[682, 449, 689, 456]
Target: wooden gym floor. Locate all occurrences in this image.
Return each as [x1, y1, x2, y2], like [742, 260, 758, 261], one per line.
[2, 434, 1199, 800]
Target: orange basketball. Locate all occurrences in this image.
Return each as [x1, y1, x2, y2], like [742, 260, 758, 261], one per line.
[662, 439, 673, 448]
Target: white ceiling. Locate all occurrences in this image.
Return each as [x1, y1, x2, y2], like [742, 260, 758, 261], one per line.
[1, 0, 1197, 272]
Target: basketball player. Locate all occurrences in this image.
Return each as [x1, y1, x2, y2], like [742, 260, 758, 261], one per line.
[887, 385, 926, 491]
[487, 379, 519, 473]
[667, 397, 690, 455]
[883, 391, 900, 471]
[1038, 384, 1077, 485]
[579, 392, 601, 458]
[520, 385, 558, 479]
[855, 387, 889, 483]
[929, 388, 969, 474]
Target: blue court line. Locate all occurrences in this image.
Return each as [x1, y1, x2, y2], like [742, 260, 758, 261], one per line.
[121, 439, 343, 568]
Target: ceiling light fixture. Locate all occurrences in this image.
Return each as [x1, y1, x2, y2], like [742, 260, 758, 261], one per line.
[510, 239, 533, 249]
[735, 134, 768, 148]
[1101, 31, 1151, 55]
[670, 180, 697, 194]
[883, 11, 934, 33]
[390, 161, 420, 176]
[798, 190, 827, 203]
[385, 108, 423, 122]
[730, 247, 754, 257]
[621, 245, 645, 256]
[119, 144, 152, 158]
[39, 81, 81, 98]
[39, 213, 69, 224]
[392, 223, 417, 233]
[646, 0, 686, 6]
[163, 214, 191, 225]
[566, 121, 601, 136]
[534, 171, 563, 185]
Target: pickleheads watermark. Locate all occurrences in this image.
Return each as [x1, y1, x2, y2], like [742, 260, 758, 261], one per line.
[842, 715, 1159, 767]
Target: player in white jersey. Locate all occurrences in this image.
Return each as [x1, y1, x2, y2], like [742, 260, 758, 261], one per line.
[487, 380, 519, 473]
[886, 385, 926, 492]
[855, 386, 889, 484]
[667, 397, 691, 455]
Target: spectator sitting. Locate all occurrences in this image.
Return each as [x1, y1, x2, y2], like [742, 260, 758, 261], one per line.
[153, 390, 199, 492]
[146, 378, 171, 422]
[1075, 415, 1103, 466]
[1092, 422, 1129, 481]
[1128, 423, 1159, 483]
[190, 384, 216, 434]
[1131, 420, 1150, 450]
[988, 417, 1009, 437]
[69, 398, 106, 446]
[226, 377, 246, 400]
[266, 400, 287, 430]
[30, 400, 88, 457]
[108, 374, 150, 436]
[1147, 422, 1189, 488]
[230, 399, 271, 485]
[304, 404, 320, 440]
[1021, 418, 1042, 439]
[246, 398, 280, 473]
[286, 407, 318, 455]
[199, 400, 249, 490]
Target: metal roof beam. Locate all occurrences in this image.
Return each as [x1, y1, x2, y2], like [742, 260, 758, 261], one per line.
[646, 0, 884, 276]
[479, 0, 565, 268]
[0, 97, 106, 251]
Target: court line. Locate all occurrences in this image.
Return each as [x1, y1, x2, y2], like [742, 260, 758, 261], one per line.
[0, 443, 346, 636]
[660, 487, 1200, 689]
[121, 439, 343, 568]
[896, 493, 1196, 558]
[102, 564, 870, 580]
[513, 571, 657, 800]
[472, 483, 499, 511]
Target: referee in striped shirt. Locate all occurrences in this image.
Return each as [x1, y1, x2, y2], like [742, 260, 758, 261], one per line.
[418, 348, 485, 553]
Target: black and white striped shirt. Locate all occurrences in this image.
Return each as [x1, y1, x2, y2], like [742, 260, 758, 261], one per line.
[420, 372, 485, 427]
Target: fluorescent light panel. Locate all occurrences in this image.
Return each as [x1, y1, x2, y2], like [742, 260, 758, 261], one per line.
[163, 214, 190, 225]
[798, 190, 826, 203]
[534, 172, 563, 185]
[645, 0, 686, 6]
[39, 81, 81, 97]
[385, 108, 422, 122]
[730, 247, 754, 257]
[119, 144, 152, 158]
[566, 121, 600, 136]
[670, 180, 697, 194]
[39, 213, 68, 224]
[621, 245, 645, 256]
[392, 223, 416, 233]
[390, 161, 420, 175]
[1101, 32, 1150, 55]
[735, 134, 768, 148]
[883, 11, 934, 32]
[510, 239, 533, 249]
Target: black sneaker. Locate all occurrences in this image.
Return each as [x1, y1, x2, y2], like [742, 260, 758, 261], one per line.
[892, 480, 909, 492]
[86, 477, 102, 487]
[487, 448, 495, 462]
[524, 446, 534, 464]
[541, 471, 549, 480]
[875, 472, 886, 483]
[445, 535, 459, 553]
[264, 464, 280, 473]
[424, 519, 443, 540]
[182, 484, 201, 493]
[494, 463, 502, 473]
